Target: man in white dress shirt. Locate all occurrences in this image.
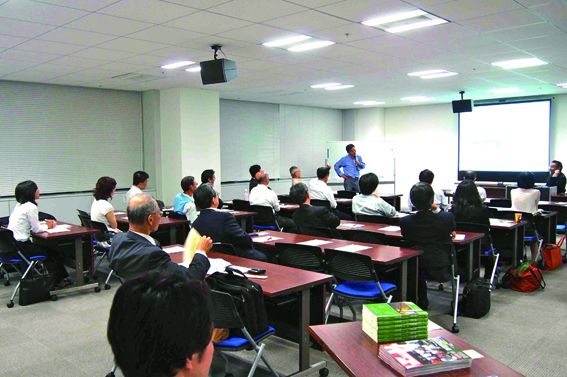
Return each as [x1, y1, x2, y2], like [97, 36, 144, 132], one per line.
[125, 171, 149, 203]
[308, 167, 353, 220]
[249, 173, 296, 231]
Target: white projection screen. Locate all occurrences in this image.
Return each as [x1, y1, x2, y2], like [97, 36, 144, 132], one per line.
[459, 100, 551, 174]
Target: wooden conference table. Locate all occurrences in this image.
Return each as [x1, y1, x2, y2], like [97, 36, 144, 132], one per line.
[115, 212, 188, 245]
[33, 221, 100, 294]
[165, 246, 332, 376]
[308, 321, 524, 377]
[250, 230, 423, 302]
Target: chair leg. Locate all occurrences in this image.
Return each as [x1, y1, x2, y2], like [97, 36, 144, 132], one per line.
[104, 270, 114, 290]
[0, 263, 9, 286]
[260, 352, 279, 377]
[451, 275, 460, 334]
[349, 305, 356, 321]
[9, 260, 36, 305]
[247, 343, 265, 377]
[324, 292, 335, 324]
[489, 253, 500, 291]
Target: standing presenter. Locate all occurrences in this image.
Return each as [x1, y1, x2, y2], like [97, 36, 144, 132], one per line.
[334, 143, 366, 193]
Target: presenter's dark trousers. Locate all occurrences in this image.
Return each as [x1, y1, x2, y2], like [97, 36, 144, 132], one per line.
[344, 177, 360, 193]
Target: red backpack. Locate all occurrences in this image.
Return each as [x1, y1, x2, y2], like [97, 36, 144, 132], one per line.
[502, 261, 546, 292]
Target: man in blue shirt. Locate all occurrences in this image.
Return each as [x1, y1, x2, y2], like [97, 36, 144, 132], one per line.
[334, 143, 366, 192]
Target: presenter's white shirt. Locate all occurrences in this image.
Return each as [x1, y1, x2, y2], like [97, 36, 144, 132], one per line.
[125, 185, 143, 203]
[249, 184, 280, 212]
[308, 178, 337, 208]
[91, 199, 115, 231]
[8, 202, 48, 242]
[511, 188, 540, 214]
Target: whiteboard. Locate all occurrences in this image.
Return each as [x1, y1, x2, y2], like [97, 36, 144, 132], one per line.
[326, 141, 396, 182]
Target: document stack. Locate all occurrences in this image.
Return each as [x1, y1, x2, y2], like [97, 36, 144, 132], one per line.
[378, 337, 472, 376]
[362, 302, 428, 344]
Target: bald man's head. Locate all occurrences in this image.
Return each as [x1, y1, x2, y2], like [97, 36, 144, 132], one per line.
[127, 193, 159, 227]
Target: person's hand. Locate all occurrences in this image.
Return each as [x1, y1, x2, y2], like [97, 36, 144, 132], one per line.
[325, 163, 331, 169]
[553, 169, 560, 177]
[342, 175, 350, 180]
[354, 158, 361, 167]
[197, 236, 213, 253]
[451, 231, 457, 239]
[431, 203, 438, 211]
[46, 219, 56, 229]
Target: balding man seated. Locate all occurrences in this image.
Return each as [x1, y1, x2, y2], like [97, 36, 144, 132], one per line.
[109, 193, 211, 281]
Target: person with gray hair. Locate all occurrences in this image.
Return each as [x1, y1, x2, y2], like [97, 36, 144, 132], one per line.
[290, 165, 301, 186]
[108, 193, 211, 281]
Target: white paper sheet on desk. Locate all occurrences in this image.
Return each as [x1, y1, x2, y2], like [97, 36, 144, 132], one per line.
[205, 258, 232, 274]
[114, 211, 126, 215]
[428, 320, 442, 331]
[454, 234, 466, 241]
[396, 213, 409, 217]
[45, 225, 71, 233]
[338, 223, 364, 229]
[253, 236, 283, 243]
[297, 239, 332, 246]
[463, 349, 484, 359]
[217, 209, 231, 212]
[378, 226, 401, 232]
[334, 244, 371, 252]
[164, 245, 185, 254]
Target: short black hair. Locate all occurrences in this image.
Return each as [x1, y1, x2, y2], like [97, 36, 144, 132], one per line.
[462, 170, 477, 181]
[249, 165, 261, 178]
[359, 173, 379, 195]
[517, 171, 535, 189]
[418, 169, 434, 184]
[180, 176, 195, 192]
[290, 182, 309, 204]
[201, 169, 215, 184]
[316, 167, 330, 180]
[194, 183, 216, 210]
[94, 176, 117, 201]
[346, 143, 355, 153]
[15, 180, 38, 205]
[410, 182, 434, 211]
[107, 272, 212, 377]
[133, 171, 149, 186]
[551, 160, 563, 170]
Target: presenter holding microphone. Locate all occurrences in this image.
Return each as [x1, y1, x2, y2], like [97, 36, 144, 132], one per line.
[334, 143, 366, 193]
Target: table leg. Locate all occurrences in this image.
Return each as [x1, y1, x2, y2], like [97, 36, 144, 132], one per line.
[240, 217, 246, 230]
[169, 227, 176, 245]
[407, 257, 419, 303]
[299, 288, 310, 371]
[400, 260, 408, 301]
[74, 237, 84, 285]
[512, 227, 519, 266]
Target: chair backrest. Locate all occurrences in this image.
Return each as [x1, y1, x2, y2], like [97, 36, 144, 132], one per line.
[38, 211, 56, 221]
[324, 248, 377, 282]
[278, 195, 294, 204]
[417, 242, 456, 282]
[168, 211, 187, 220]
[212, 243, 237, 256]
[311, 199, 331, 209]
[275, 242, 326, 272]
[355, 213, 400, 225]
[337, 190, 356, 199]
[455, 222, 494, 250]
[250, 205, 277, 227]
[91, 220, 112, 242]
[0, 216, 9, 228]
[298, 225, 342, 239]
[341, 229, 387, 244]
[490, 199, 511, 208]
[77, 212, 92, 228]
[0, 228, 20, 256]
[210, 289, 244, 329]
[77, 209, 89, 218]
[539, 204, 566, 224]
[233, 199, 252, 211]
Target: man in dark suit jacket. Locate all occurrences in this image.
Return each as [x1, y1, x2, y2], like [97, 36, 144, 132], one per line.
[400, 182, 456, 309]
[192, 183, 267, 261]
[109, 193, 211, 281]
[290, 183, 341, 237]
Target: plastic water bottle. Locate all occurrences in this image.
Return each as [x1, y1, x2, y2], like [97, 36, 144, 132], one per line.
[244, 188, 249, 201]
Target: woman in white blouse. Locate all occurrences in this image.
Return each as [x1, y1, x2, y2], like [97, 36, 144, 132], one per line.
[511, 171, 540, 260]
[91, 176, 121, 233]
[7, 180, 70, 288]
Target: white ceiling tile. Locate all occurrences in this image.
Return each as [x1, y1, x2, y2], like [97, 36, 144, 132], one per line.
[99, 0, 199, 24]
[120, 54, 179, 67]
[127, 25, 205, 45]
[0, 0, 87, 25]
[72, 47, 137, 60]
[219, 24, 301, 45]
[2, 70, 60, 81]
[229, 45, 288, 59]
[0, 59, 36, 75]
[31, 0, 120, 12]
[486, 22, 563, 42]
[96, 37, 170, 54]
[15, 39, 84, 54]
[161, 0, 234, 9]
[178, 36, 254, 52]
[458, 9, 544, 33]
[0, 17, 55, 38]
[284, 0, 344, 7]
[310, 23, 387, 43]
[208, 0, 305, 22]
[47, 55, 109, 68]
[529, 2, 567, 31]
[265, 10, 350, 33]
[507, 35, 567, 53]
[38, 28, 117, 46]
[0, 34, 27, 48]
[427, 0, 522, 22]
[66, 13, 153, 36]
[148, 45, 211, 60]
[165, 11, 252, 34]
[404, 0, 455, 7]
[94, 61, 150, 75]
[318, 0, 415, 23]
[0, 48, 61, 62]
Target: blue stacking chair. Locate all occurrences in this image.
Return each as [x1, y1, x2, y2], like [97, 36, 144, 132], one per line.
[211, 290, 279, 377]
[324, 248, 396, 323]
[0, 228, 50, 308]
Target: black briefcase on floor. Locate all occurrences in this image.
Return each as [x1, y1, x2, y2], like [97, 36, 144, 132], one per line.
[19, 274, 52, 306]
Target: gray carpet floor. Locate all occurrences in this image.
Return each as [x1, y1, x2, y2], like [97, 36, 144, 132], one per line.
[1, 257, 566, 377]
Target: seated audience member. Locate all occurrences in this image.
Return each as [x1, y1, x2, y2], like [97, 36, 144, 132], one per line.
[249, 173, 296, 231]
[201, 169, 223, 208]
[249, 164, 262, 191]
[408, 169, 445, 212]
[107, 272, 214, 377]
[173, 176, 198, 222]
[308, 167, 337, 208]
[7, 180, 70, 289]
[192, 184, 267, 261]
[291, 183, 340, 236]
[546, 160, 566, 194]
[461, 170, 486, 201]
[109, 193, 211, 281]
[450, 180, 490, 227]
[126, 171, 149, 203]
[290, 165, 302, 186]
[91, 176, 121, 232]
[352, 173, 396, 217]
[400, 182, 456, 309]
[511, 172, 540, 260]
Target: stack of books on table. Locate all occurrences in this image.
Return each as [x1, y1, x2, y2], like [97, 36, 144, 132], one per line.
[362, 302, 428, 343]
[378, 337, 472, 376]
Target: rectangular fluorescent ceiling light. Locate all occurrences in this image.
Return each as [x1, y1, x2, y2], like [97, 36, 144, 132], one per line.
[311, 82, 341, 89]
[185, 65, 201, 72]
[491, 58, 547, 69]
[401, 95, 434, 102]
[288, 40, 335, 52]
[557, 82, 567, 89]
[354, 100, 385, 106]
[362, 9, 447, 33]
[262, 35, 311, 47]
[487, 88, 523, 94]
[325, 84, 354, 90]
[160, 60, 194, 69]
[408, 69, 458, 79]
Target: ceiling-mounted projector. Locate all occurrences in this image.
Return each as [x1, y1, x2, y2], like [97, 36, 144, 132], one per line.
[200, 44, 237, 85]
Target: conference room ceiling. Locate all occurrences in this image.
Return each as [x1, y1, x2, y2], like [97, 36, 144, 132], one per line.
[0, 0, 566, 109]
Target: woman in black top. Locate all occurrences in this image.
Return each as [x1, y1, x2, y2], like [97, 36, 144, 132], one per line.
[450, 180, 490, 226]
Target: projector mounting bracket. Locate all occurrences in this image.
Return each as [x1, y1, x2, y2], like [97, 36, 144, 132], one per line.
[211, 44, 222, 60]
